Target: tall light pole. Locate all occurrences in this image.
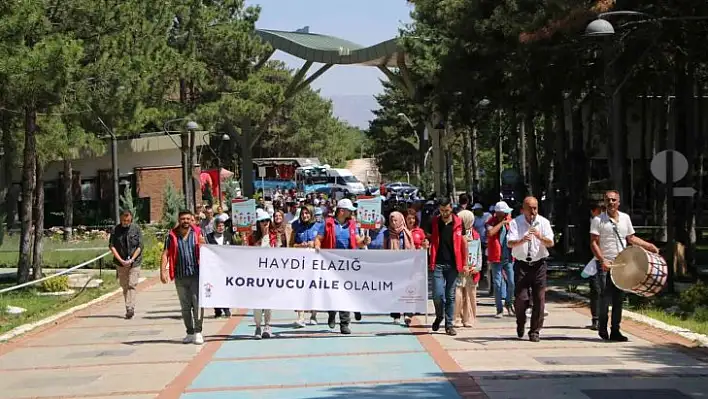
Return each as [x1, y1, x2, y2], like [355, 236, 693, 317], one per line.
[186, 121, 199, 211]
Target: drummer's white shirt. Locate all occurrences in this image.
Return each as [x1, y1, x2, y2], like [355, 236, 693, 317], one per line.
[507, 214, 554, 262]
[590, 211, 635, 261]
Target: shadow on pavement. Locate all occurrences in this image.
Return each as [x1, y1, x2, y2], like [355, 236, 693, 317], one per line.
[77, 315, 125, 319]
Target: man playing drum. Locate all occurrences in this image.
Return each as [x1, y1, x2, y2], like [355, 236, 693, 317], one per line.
[590, 190, 659, 342]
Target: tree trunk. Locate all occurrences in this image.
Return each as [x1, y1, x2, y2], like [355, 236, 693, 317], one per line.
[0, 111, 8, 246]
[32, 159, 44, 280]
[471, 127, 479, 194]
[17, 107, 37, 284]
[2, 114, 18, 234]
[541, 111, 555, 218]
[462, 127, 472, 194]
[525, 114, 540, 198]
[63, 160, 73, 241]
[519, 114, 528, 195]
[571, 101, 591, 259]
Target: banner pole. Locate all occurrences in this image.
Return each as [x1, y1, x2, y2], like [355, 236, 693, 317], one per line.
[425, 250, 429, 329]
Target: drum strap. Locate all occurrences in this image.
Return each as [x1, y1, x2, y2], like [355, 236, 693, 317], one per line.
[611, 221, 626, 252]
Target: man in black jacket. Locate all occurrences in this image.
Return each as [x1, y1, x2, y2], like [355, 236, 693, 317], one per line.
[109, 210, 143, 320]
[205, 219, 233, 318]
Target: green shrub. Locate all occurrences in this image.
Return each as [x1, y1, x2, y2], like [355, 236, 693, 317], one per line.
[142, 241, 164, 270]
[41, 275, 70, 292]
[678, 282, 708, 313]
[694, 307, 708, 323]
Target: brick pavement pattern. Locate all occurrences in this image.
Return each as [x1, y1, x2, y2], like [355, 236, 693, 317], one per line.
[0, 278, 706, 399]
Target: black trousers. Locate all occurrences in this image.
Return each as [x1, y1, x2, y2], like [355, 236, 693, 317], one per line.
[327, 311, 351, 325]
[514, 259, 547, 335]
[594, 265, 624, 332]
[390, 312, 413, 319]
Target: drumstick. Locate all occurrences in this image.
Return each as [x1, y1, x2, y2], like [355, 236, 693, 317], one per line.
[606, 262, 627, 269]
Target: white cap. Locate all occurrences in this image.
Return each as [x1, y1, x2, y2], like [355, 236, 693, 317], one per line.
[256, 209, 271, 222]
[471, 203, 483, 210]
[336, 198, 357, 211]
[494, 201, 513, 214]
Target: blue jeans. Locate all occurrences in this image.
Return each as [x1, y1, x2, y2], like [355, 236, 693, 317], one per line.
[492, 261, 515, 314]
[432, 264, 459, 328]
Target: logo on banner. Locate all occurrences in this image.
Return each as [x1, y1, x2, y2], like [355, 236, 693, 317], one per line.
[203, 282, 213, 298]
[406, 285, 417, 295]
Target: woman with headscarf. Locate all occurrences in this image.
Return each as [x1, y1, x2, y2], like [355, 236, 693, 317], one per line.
[247, 209, 279, 339]
[384, 211, 416, 325]
[271, 210, 291, 248]
[455, 210, 482, 328]
[289, 205, 321, 327]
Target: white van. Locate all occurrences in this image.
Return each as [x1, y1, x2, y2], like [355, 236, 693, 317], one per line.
[327, 168, 366, 195]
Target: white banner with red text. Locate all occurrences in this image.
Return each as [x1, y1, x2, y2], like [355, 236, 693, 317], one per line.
[199, 245, 428, 313]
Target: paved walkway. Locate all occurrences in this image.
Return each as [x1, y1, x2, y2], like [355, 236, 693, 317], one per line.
[0, 278, 707, 399]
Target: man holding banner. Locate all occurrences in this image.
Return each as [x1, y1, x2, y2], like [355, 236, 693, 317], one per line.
[161, 210, 207, 345]
[315, 198, 371, 334]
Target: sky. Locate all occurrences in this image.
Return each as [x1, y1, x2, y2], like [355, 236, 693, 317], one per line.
[246, 0, 413, 125]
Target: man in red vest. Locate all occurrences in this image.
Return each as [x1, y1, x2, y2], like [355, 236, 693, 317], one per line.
[315, 198, 371, 334]
[427, 198, 468, 336]
[161, 210, 206, 345]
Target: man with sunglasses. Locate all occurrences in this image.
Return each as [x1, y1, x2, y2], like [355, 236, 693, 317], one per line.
[590, 190, 659, 342]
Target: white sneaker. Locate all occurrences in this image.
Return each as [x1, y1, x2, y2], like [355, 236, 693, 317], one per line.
[393, 318, 401, 325]
[262, 325, 272, 339]
[309, 317, 318, 325]
[254, 326, 262, 340]
[182, 334, 194, 344]
[193, 333, 204, 345]
[495, 312, 503, 319]
[294, 320, 306, 328]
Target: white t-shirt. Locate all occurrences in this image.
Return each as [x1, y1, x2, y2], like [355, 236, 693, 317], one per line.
[507, 214, 554, 262]
[214, 235, 224, 245]
[590, 211, 635, 261]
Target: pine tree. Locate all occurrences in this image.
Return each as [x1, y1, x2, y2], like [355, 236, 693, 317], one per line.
[161, 181, 185, 229]
[120, 186, 139, 224]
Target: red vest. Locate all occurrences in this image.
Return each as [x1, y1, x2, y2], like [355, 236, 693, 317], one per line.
[166, 225, 202, 281]
[486, 215, 512, 263]
[322, 217, 358, 249]
[429, 215, 466, 272]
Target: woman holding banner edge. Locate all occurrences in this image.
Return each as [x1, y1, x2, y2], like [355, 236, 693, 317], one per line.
[314, 198, 371, 335]
[290, 205, 321, 327]
[247, 209, 280, 339]
[384, 211, 416, 326]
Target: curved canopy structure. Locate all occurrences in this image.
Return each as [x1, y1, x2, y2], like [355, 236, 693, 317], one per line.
[255, 29, 404, 67]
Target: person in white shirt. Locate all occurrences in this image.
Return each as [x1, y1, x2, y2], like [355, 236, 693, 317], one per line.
[590, 190, 658, 342]
[507, 196, 554, 342]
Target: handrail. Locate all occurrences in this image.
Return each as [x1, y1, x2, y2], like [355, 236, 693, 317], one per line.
[0, 251, 111, 295]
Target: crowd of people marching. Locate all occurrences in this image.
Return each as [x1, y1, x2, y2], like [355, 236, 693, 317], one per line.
[109, 187, 656, 346]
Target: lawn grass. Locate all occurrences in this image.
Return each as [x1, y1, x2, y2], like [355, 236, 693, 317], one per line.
[630, 307, 708, 336]
[0, 273, 120, 335]
[0, 235, 108, 268]
[0, 233, 159, 269]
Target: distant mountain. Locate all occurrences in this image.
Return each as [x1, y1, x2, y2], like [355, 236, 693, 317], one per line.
[326, 95, 380, 130]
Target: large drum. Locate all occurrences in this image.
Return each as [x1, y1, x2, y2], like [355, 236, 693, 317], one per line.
[610, 246, 668, 297]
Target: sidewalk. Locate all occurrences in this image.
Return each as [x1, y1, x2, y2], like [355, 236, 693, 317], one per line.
[0, 279, 706, 399]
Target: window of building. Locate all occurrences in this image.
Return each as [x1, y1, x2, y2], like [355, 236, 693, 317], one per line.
[80, 179, 97, 201]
